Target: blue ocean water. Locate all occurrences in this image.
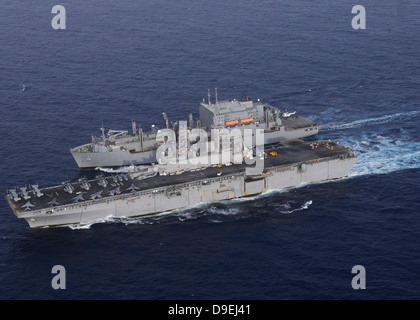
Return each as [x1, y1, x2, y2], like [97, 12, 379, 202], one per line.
[0, 0, 419, 300]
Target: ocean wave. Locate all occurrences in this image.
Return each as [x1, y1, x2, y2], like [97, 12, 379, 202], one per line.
[281, 200, 313, 214]
[67, 215, 117, 230]
[207, 206, 241, 216]
[320, 110, 419, 132]
[338, 134, 420, 177]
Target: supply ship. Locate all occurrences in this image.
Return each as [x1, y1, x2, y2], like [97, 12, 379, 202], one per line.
[70, 95, 319, 168]
[7, 139, 356, 228]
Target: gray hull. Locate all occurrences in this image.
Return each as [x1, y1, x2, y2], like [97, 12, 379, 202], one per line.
[70, 96, 320, 169]
[71, 145, 157, 168]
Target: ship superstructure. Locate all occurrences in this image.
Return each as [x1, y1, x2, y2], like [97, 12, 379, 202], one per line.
[70, 95, 318, 168]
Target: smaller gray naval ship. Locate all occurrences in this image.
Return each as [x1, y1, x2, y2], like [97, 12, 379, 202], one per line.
[70, 94, 318, 168]
[7, 139, 356, 228]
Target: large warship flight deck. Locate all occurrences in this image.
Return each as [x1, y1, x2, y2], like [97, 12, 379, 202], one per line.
[7, 139, 356, 228]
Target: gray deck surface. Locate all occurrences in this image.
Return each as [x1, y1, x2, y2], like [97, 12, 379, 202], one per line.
[282, 116, 317, 129]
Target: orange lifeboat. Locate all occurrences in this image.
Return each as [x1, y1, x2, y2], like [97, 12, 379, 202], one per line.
[240, 117, 254, 123]
[225, 120, 239, 126]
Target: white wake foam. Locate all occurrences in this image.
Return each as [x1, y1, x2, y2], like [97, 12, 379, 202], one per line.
[283, 200, 313, 214]
[95, 166, 131, 173]
[68, 215, 116, 230]
[318, 109, 420, 177]
[320, 110, 419, 132]
[337, 134, 420, 177]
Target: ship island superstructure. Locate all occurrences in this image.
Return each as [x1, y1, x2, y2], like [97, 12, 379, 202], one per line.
[7, 139, 356, 228]
[70, 96, 319, 168]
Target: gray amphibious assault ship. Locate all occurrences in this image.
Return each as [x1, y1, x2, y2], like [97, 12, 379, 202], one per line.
[7, 139, 356, 228]
[70, 94, 319, 168]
